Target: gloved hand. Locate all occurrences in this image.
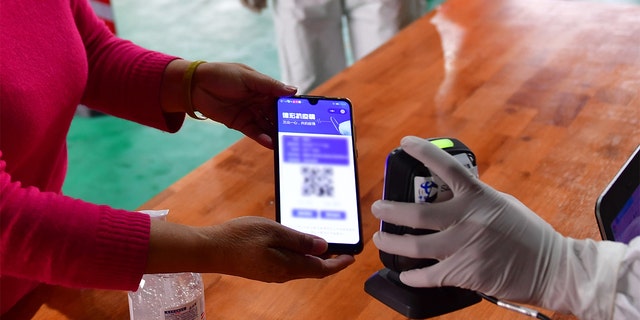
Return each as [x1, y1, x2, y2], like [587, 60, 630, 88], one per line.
[240, 0, 267, 13]
[372, 136, 628, 320]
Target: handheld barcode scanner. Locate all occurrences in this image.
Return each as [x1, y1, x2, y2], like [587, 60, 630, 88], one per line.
[364, 138, 482, 319]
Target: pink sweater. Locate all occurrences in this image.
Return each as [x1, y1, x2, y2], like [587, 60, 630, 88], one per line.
[0, 0, 185, 313]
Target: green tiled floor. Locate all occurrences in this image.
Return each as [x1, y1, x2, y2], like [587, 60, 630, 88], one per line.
[64, 117, 242, 209]
[63, 0, 638, 210]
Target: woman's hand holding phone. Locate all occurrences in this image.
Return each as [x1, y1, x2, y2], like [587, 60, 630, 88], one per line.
[148, 216, 355, 282]
[205, 216, 355, 282]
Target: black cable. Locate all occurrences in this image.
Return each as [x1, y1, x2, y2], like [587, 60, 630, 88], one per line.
[476, 292, 552, 320]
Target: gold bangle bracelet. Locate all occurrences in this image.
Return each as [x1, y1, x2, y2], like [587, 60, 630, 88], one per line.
[182, 60, 207, 120]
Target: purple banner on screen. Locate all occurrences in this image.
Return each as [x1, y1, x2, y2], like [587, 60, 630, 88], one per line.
[283, 135, 349, 165]
[277, 97, 352, 136]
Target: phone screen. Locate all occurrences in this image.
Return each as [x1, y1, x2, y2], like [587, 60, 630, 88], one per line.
[274, 96, 362, 254]
[610, 185, 640, 244]
[596, 145, 640, 244]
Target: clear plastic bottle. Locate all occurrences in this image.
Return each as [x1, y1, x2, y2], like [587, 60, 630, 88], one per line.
[128, 210, 206, 320]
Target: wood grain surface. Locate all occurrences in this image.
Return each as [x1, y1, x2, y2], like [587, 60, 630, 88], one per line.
[7, 0, 639, 318]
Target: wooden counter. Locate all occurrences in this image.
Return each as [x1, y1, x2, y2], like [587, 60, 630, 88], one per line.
[8, 0, 639, 318]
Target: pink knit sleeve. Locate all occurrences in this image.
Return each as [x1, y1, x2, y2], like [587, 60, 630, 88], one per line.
[0, 154, 150, 291]
[71, 0, 184, 132]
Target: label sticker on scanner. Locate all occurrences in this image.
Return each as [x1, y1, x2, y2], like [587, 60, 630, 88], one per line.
[413, 153, 476, 203]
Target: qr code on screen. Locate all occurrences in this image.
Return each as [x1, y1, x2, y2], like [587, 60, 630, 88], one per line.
[301, 166, 334, 197]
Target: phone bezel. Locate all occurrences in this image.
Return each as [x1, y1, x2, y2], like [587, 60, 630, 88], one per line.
[273, 95, 363, 255]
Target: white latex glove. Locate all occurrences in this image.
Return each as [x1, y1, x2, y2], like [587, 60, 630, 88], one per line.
[240, 0, 267, 13]
[372, 136, 628, 320]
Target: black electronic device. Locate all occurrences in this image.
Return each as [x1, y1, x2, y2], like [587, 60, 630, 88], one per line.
[595, 145, 640, 244]
[364, 138, 482, 319]
[274, 95, 363, 255]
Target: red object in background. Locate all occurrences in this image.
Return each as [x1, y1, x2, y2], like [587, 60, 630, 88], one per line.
[90, 0, 116, 34]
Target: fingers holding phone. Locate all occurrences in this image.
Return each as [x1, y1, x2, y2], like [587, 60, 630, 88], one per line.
[204, 216, 355, 282]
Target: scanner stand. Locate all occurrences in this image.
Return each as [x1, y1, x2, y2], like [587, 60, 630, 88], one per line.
[364, 268, 481, 319]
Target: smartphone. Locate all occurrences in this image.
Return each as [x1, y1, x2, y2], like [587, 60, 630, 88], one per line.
[274, 95, 363, 255]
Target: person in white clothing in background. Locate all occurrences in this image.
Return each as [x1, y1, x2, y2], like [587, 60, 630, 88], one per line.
[372, 136, 640, 320]
[241, 0, 425, 93]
